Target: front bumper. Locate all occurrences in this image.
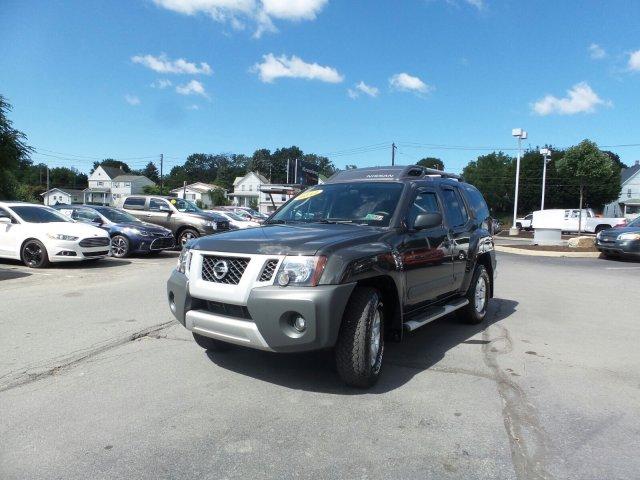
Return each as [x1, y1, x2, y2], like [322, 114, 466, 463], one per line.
[48, 240, 110, 262]
[596, 238, 640, 256]
[131, 235, 176, 253]
[167, 270, 356, 352]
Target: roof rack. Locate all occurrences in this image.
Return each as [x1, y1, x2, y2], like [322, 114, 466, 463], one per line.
[400, 165, 462, 181]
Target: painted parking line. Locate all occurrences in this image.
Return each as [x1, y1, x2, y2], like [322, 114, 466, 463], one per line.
[605, 266, 640, 270]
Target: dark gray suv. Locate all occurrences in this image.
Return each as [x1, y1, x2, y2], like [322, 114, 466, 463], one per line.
[120, 196, 229, 247]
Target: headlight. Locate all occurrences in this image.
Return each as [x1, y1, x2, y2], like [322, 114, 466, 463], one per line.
[177, 248, 192, 274]
[275, 256, 327, 287]
[123, 227, 144, 236]
[203, 221, 217, 229]
[47, 233, 79, 241]
[617, 232, 640, 241]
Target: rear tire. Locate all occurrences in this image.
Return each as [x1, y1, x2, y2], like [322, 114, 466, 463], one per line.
[21, 240, 50, 268]
[460, 265, 490, 325]
[334, 287, 384, 388]
[192, 332, 233, 351]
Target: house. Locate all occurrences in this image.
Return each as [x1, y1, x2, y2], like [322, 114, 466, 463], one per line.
[603, 161, 640, 220]
[84, 165, 155, 205]
[229, 172, 269, 209]
[259, 184, 296, 214]
[170, 182, 225, 208]
[41, 188, 84, 206]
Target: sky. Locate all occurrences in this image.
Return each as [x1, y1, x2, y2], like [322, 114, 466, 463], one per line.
[1, 0, 640, 175]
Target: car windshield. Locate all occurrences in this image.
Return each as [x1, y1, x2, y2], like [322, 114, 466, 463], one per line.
[12, 206, 72, 223]
[95, 207, 141, 224]
[223, 211, 246, 221]
[169, 198, 200, 213]
[268, 182, 404, 227]
[628, 216, 640, 227]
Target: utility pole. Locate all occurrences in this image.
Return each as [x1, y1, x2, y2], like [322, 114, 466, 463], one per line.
[46, 166, 50, 206]
[183, 181, 187, 200]
[578, 181, 584, 236]
[294, 158, 298, 184]
[510, 128, 527, 236]
[160, 153, 164, 194]
[286, 158, 290, 184]
[391, 142, 397, 166]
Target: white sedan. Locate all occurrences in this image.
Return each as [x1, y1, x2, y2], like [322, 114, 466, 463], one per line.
[0, 202, 111, 268]
[208, 210, 260, 229]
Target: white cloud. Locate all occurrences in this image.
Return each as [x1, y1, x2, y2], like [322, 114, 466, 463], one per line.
[389, 73, 432, 95]
[187, 104, 200, 110]
[628, 49, 640, 71]
[124, 94, 141, 106]
[348, 81, 379, 99]
[132, 54, 212, 75]
[150, 79, 173, 89]
[532, 82, 611, 116]
[588, 43, 606, 60]
[152, 0, 328, 38]
[464, 0, 484, 9]
[252, 53, 343, 83]
[176, 80, 209, 98]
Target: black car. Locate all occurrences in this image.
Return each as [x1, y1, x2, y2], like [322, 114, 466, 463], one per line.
[596, 216, 640, 258]
[167, 165, 497, 388]
[54, 205, 175, 258]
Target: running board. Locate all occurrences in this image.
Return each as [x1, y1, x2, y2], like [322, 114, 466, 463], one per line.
[403, 298, 469, 332]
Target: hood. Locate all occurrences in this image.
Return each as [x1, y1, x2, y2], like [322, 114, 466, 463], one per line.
[184, 211, 226, 222]
[601, 225, 640, 237]
[45, 222, 108, 238]
[191, 223, 384, 255]
[115, 222, 171, 234]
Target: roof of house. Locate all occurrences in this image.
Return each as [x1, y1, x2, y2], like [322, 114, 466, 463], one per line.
[113, 174, 152, 182]
[99, 166, 126, 178]
[233, 172, 269, 186]
[169, 182, 221, 194]
[621, 162, 640, 184]
[40, 188, 85, 196]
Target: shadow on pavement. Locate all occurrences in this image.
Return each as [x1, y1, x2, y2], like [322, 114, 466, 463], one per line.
[205, 297, 519, 395]
[0, 268, 32, 281]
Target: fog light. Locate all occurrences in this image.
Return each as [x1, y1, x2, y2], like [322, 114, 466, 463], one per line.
[277, 271, 290, 287]
[293, 315, 306, 332]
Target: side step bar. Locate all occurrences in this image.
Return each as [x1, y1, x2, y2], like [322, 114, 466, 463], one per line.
[403, 298, 469, 332]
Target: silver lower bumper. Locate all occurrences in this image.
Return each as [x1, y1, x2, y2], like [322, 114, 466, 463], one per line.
[186, 310, 273, 351]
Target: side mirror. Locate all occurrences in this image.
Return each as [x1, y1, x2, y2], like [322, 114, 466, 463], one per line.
[413, 212, 442, 230]
[0, 217, 11, 224]
[92, 217, 103, 225]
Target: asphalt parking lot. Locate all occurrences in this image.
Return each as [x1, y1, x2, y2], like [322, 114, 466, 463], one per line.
[1, 252, 639, 479]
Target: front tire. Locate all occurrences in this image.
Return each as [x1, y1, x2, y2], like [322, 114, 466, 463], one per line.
[178, 229, 199, 249]
[334, 287, 384, 388]
[192, 332, 233, 351]
[111, 235, 130, 258]
[460, 265, 490, 324]
[21, 240, 50, 268]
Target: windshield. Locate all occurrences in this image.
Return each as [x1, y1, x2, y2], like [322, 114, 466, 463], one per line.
[269, 182, 404, 226]
[628, 216, 640, 228]
[12, 206, 72, 223]
[94, 207, 141, 224]
[169, 198, 201, 213]
[223, 211, 247, 221]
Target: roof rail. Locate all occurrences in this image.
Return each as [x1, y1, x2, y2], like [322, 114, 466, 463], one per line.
[400, 165, 462, 181]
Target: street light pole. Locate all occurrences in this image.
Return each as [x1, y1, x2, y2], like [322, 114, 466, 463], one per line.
[539, 148, 551, 210]
[509, 128, 527, 236]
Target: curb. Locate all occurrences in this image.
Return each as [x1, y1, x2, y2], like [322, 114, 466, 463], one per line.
[495, 245, 601, 258]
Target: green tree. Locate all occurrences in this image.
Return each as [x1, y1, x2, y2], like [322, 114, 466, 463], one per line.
[207, 188, 229, 206]
[140, 161, 160, 183]
[92, 159, 131, 173]
[417, 157, 444, 170]
[555, 139, 621, 212]
[462, 152, 515, 215]
[0, 95, 33, 199]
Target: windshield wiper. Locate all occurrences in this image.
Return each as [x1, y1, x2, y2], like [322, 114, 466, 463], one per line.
[313, 219, 355, 224]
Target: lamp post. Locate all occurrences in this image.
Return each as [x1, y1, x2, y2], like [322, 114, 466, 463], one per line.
[509, 128, 527, 236]
[539, 148, 551, 210]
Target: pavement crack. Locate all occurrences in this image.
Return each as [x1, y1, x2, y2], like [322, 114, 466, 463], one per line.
[482, 316, 554, 480]
[0, 321, 175, 393]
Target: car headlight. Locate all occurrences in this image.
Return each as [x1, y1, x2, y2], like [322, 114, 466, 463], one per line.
[275, 256, 327, 287]
[123, 227, 144, 236]
[617, 232, 640, 241]
[47, 233, 79, 241]
[177, 248, 192, 274]
[203, 221, 217, 229]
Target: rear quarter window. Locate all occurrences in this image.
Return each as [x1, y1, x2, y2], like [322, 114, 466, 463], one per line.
[123, 197, 145, 210]
[461, 184, 490, 222]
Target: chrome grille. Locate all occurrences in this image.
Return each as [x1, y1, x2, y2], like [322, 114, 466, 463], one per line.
[259, 259, 279, 282]
[79, 237, 110, 248]
[201, 256, 249, 284]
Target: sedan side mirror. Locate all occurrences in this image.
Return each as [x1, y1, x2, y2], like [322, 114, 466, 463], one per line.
[0, 217, 11, 224]
[92, 216, 103, 225]
[413, 212, 443, 230]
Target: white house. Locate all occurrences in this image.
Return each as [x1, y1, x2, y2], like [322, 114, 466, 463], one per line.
[170, 182, 225, 208]
[259, 184, 296, 214]
[41, 188, 84, 206]
[84, 165, 155, 205]
[603, 161, 640, 220]
[229, 172, 269, 209]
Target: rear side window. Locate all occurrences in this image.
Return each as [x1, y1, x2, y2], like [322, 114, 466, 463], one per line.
[461, 184, 490, 222]
[124, 197, 145, 210]
[441, 188, 469, 227]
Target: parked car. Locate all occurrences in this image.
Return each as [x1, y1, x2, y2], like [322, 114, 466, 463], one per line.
[0, 202, 110, 268]
[221, 206, 268, 223]
[515, 213, 533, 231]
[117, 196, 230, 247]
[532, 208, 627, 234]
[208, 210, 260, 229]
[167, 165, 496, 388]
[53, 205, 175, 258]
[595, 216, 640, 259]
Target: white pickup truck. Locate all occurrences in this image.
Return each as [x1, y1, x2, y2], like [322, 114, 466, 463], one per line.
[515, 214, 533, 231]
[532, 209, 627, 234]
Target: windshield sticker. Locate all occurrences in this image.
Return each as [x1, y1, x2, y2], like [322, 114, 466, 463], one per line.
[170, 199, 177, 204]
[59, 209, 73, 217]
[365, 213, 384, 221]
[295, 189, 322, 201]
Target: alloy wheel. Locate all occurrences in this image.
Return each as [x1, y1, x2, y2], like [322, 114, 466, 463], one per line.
[474, 275, 487, 313]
